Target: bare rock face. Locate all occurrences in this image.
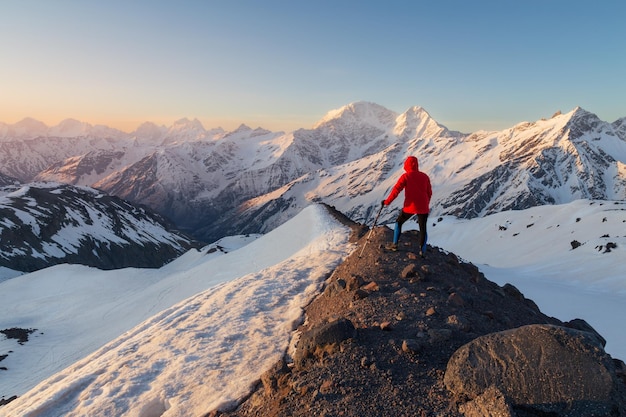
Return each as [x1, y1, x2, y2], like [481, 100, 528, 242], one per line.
[444, 324, 626, 416]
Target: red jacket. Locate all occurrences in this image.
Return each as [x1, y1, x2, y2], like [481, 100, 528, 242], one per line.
[384, 156, 432, 214]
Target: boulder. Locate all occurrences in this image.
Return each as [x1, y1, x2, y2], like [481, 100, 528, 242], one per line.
[293, 318, 356, 369]
[444, 324, 626, 416]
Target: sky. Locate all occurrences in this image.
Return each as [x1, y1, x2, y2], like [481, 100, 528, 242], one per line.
[1, 201, 624, 416]
[1, 0, 625, 134]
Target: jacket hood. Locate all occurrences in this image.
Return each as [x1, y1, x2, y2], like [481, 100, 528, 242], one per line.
[404, 156, 419, 172]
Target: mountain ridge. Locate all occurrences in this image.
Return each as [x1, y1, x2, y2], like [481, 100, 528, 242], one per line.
[217, 209, 626, 416]
[0, 182, 199, 271]
[1, 102, 625, 242]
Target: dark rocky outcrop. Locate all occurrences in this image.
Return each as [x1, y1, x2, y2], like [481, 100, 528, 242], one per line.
[215, 219, 626, 417]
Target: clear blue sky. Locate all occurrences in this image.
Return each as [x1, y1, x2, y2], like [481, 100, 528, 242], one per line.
[1, 0, 625, 133]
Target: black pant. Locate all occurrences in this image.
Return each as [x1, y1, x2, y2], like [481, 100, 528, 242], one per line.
[395, 211, 428, 251]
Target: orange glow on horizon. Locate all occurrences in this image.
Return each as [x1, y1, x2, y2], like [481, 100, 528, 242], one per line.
[1, 113, 312, 134]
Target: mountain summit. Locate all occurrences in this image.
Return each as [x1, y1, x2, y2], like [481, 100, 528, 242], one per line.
[219, 214, 626, 417]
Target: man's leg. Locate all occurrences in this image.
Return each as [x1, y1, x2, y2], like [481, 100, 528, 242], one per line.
[416, 213, 429, 255]
[393, 211, 413, 245]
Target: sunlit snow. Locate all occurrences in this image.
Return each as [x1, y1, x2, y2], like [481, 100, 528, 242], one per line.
[0, 205, 352, 416]
[1, 200, 625, 417]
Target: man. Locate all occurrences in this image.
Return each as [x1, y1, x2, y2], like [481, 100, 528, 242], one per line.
[382, 155, 432, 257]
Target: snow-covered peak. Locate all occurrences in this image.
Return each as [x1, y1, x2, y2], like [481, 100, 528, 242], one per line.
[393, 105, 455, 139]
[161, 118, 209, 144]
[233, 123, 252, 133]
[132, 121, 168, 142]
[564, 106, 606, 139]
[222, 124, 253, 140]
[251, 126, 272, 137]
[1, 103, 625, 244]
[14, 117, 49, 133]
[221, 124, 273, 141]
[48, 118, 93, 137]
[0, 117, 49, 140]
[169, 117, 206, 133]
[313, 101, 398, 129]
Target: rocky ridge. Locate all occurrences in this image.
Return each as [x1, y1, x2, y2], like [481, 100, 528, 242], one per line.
[216, 210, 626, 417]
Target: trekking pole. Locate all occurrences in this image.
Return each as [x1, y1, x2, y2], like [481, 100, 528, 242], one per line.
[358, 202, 384, 258]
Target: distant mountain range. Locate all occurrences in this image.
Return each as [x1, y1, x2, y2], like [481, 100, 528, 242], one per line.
[1, 102, 625, 243]
[0, 182, 198, 272]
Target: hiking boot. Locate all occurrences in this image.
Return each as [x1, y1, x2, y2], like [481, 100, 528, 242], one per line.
[385, 243, 398, 252]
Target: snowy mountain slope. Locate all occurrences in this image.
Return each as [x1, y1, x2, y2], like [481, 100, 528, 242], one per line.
[98, 105, 626, 239]
[221, 106, 626, 236]
[34, 149, 133, 185]
[0, 201, 625, 416]
[0, 182, 197, 272]
[436, 108, 626, 217]
[1, 103, 625, 243]
[427, 199, 626, 356]
[0, 204, 352, 416]
[92, 126, 290, 234]
[103, 102, 466, 240]
[0, 172, 19, 187]
[0, 136, 133, 182]
[613, 117, 626, 141]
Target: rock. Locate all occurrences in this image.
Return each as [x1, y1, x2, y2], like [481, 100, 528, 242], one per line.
[402, 339, 424, 354]
[380, 321, 393, 331]
[360, 356, 374, 368]
[615, 359, 626, 386]
[394, 287, 412, 297]
[293, 318, 356, 369]
[447, 292, 465, 307]
[400, 264, 417, 279]
[260, 358, 289, 395]
[362, 281, 379, 291]
[324, 279, 346, 297]
[319, 379, 334, 394]
[444, 324, 625, 416]
[353, 289, 369, 300]
[564, 318, 606, 347]
[428, 328, 452, 344]
[501, 283, 524, 301]
[0, 396, 18, 406]
[345, 274, 365, 290]
[447, 314, 471, 332]
[458, 386, 514, 417]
